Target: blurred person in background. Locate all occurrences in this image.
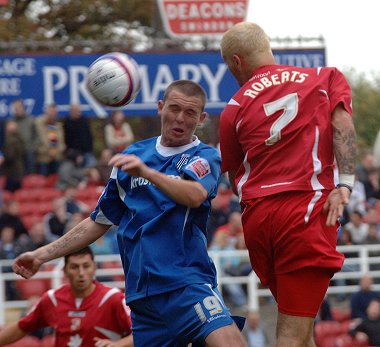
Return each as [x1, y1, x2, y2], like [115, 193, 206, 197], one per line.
[43, 197, 72, 241]
[0, 200, 28, 241]
[356, 150, 374, 185]
[104, 110, 135, 153]
[350, 274, 380, 319]
[0, 247, 133, 346]
[88, 148, 114, 186]
[11, 99, 37, 174]
[55, 149, 89, 191]
[63, 103, 96, 168]
[19, 220, 50, 253]
[344, 210, 369, 245]
[2, 120, 26, 192]
[244, 311, 268, 347]
[35, 103, 65, 176]
[350, 299, 380, 347]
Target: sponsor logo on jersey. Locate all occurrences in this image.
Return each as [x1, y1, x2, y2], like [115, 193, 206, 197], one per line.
[68, 311, 86, 317]
[176, 154, 190, 170]
[185, 158, 210, 179]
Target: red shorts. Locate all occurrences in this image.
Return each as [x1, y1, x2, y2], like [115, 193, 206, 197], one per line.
[241, 190, 344, 316]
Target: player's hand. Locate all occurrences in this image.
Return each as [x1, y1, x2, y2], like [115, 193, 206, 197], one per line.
[94, 337, 115, 347]
[109, 153, 151, 178]
[323, 187, 350, 226]
[12, 251, 42, 279]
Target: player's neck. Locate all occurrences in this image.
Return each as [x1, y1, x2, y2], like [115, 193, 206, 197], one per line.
[73, 282, 96, 298]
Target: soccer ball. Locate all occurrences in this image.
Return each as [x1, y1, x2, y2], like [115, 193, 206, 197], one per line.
[86, 52, 141, 107]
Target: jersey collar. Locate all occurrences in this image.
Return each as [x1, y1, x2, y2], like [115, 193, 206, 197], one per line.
[156, 136, 200, 157]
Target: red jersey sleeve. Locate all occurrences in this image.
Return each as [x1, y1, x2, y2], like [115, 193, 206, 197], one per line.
[18, 292, 51, 333]
[219, 100, 245, 173]
[325, 67, 353, 115]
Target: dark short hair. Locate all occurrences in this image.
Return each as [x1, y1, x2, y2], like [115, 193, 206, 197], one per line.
[64, 246, 94, 266]
[163, 80, 207, 111]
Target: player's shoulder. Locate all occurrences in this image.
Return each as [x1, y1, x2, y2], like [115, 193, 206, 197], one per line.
[195, 142, 221, 159]
[95, 282, 124, 304]
[123, 136, 157, 154]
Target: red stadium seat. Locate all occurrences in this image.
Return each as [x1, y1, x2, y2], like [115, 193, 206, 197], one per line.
[7, 335, 41, 347]
[13, 188, 40, 203]
[22, 215, 42, 230]
[2, 190, 13, 203]
[45, 174, 58, 188]
[16, 279, 50, 300]
[75, 186, 103, 201]
[22, 174, 48, 189]
[331, 307, 352, 322]
[0, 176, 5, 188]
[314, 321, 342, 346]
[18, 202, 39, 217]
[35, 187, 63, 202]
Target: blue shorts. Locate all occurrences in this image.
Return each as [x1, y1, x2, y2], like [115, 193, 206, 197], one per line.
[128, 283, 234, 347]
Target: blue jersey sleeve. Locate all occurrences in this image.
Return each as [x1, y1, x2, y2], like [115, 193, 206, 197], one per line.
[182, 147, 221, 195]
[90, 167, 127, 226]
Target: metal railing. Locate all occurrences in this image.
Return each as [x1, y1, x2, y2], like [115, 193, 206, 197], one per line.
[1, 245, 380, 326]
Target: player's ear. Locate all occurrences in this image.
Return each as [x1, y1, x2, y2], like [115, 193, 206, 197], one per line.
[157, 100, 164, 117]
[198, 111, 207, 126]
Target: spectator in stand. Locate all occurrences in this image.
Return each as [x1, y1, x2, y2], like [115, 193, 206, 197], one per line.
[346, 178, 367, 216]
[0, 247, 133, 346]
[356, 150, 375, 185]
[210, 230, 248, 308]
[55, 149, 89, 191]
[0, 200, 28, 241]
[0, 225, 23, 299]
[363, 167, 380, 202]
[63, 103, 96, 168]
[2, 121, 26, 192]
[88, 148, 114, 186]
[344, 210, 369, 245]
[373, 129, 380, 168]
[11, 99, 37, 174]
[214, 211, 244, 248]
[34, 103, 66, 176]
[104, 110, 135, 153]
[43, 197, 71, 241]
[62, 186, 91, 215]
[18, 220, 50, 253]
[350, 274, 380, 319]
[350, 299, 380, 347]
[366, 223, 380, 244]
[244, 311, 268, 347]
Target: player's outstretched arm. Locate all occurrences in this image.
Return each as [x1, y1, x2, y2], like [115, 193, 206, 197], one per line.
[94, 334, 133, 347]
[0, 322, 27, 345]
[13, 217, 110, 279]
[324, 105, 357, 226]
[109, 154, 208, 208]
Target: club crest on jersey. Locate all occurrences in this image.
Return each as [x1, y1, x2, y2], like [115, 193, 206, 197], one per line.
[185, 158, 210, 179]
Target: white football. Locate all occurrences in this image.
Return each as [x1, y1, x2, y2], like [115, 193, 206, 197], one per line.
[86, 52, 141, 107]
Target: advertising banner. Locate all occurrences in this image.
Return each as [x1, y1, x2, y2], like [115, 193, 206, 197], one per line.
[0, 49, 325, 118]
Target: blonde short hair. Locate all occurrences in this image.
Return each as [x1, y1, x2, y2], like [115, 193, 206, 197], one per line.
[221, 22, 272, 66]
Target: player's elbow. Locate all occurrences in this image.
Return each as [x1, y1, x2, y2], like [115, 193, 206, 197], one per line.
[187, 187, 208, 208]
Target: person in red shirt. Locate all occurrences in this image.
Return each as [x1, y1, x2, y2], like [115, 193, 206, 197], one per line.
[0, 247, 133, 347]
[219, 22, 357, 346]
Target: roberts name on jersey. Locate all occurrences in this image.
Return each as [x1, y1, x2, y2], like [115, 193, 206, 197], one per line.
[244, 70, 309, 99]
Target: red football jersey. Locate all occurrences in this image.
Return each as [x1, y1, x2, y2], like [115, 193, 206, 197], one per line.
[219, 65, 352, 200]
[19, 281, 132, 347]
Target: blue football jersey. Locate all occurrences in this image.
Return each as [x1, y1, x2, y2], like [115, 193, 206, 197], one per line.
[91, 136, 221, 303]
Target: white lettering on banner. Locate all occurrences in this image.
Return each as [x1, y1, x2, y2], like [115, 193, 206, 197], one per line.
[274, 53, 324, 68]
[43, 66, 68, 104]
[0, 78, 21, 95]
[0, 58, 35, 76]
[166, 2, 245, 20]
[41, 62, 228, 117]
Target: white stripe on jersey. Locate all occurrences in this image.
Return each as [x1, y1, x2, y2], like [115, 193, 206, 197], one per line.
[311, 126, 324, 191]
[94, 326, 122, 340]
[304, 191, 322, 224]
[99, 287, 120, 307]
[227, 98, 240, 106]
[47, 289, 58, 307]
[237, 151, 250, 202]
[94, 207, 114, 225]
